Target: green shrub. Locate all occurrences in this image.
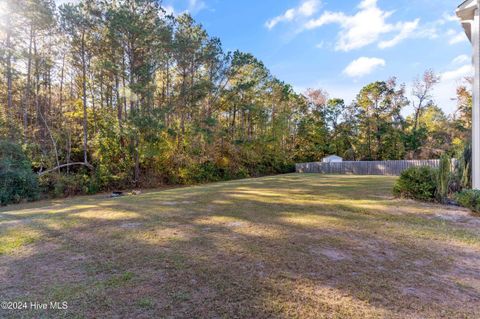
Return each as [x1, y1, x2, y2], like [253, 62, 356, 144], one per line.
[393, 166, 437, 201]
[39, 173, 98, 198]
[455, 190, 480, 213]
[436, 154, 451, 202]
[0, 140, 39, 205]
[192, 162, 225, 183]
[455, 189, 480, 212]
[458, 143, 472, 189]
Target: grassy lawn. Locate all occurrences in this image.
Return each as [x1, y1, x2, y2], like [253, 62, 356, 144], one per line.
[1, 174, 479, 318]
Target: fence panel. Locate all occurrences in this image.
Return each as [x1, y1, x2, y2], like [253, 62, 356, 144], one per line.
[295, 159, 453, 176]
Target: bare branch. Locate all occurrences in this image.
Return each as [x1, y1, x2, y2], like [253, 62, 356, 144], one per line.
[38, 162, 94, 177]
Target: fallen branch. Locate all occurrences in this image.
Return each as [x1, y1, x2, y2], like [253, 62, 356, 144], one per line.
[38, 162, 94, 177]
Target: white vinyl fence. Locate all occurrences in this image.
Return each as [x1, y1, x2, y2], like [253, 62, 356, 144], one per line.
[295, 160, 452, 176]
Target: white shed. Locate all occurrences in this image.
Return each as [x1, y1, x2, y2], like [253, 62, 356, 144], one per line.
[322, 155, 343, 163]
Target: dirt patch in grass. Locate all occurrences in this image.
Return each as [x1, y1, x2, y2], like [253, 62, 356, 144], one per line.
[0, 174, 479, 318]
[314, 248, 351, 261]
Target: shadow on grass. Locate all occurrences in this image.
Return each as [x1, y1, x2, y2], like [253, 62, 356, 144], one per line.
[0, 174, 479, 318]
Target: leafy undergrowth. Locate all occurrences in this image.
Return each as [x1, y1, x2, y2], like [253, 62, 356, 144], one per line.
[0, 174, 479, 318]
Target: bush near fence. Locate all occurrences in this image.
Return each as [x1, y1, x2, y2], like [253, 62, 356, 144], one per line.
[295, 160, 456, 176]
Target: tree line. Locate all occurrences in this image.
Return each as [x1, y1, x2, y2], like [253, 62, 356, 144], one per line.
[0, 0, 473, 196]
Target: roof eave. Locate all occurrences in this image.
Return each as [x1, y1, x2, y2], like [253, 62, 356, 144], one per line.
[462, 22, 473, 42]
[457, 0, 477, 43]
[458, 0, 477, 11]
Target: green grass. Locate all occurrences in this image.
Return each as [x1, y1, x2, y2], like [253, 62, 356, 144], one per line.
[0, 227, 40, 255]
[0, 174, 479, 318]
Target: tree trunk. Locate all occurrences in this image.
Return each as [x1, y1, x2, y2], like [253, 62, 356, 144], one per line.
[81, 32, 88, 164]
[90, 75, 97, 133]
[231, 104, 237, 137]
[122, 53, 128, 117]
[115, 72, 122, 129]
[22, 26, 34, 139]
[59, 53, 65, 111]
[5, 18, 13, 132]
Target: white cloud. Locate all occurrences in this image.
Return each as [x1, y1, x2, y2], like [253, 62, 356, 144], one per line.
[358, 0, 377, 10]
[304, 0, 423, 51]
[343, 57, 386, 78]
[161, 0, 205, 16]
[266, 0, 321, 30]
[315, 41, 325, 49]
[187, 0, 206, 14]
[447, 29, 468, 45]
[378, 19, 419, 49]
[440, 13, 459, 24]
[160, 5, 177, 16]
[415, 25, 439, 40]
[452, 54, 470, 65]
[434, 64, 472, 114]
[441, 64, 473, 81]
[55, 0, 79, 5]
[298, 0, 319, 16]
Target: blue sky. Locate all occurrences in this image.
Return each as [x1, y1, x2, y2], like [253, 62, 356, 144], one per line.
[57, 0, 473, 115]
[163, 0, 472, 115]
